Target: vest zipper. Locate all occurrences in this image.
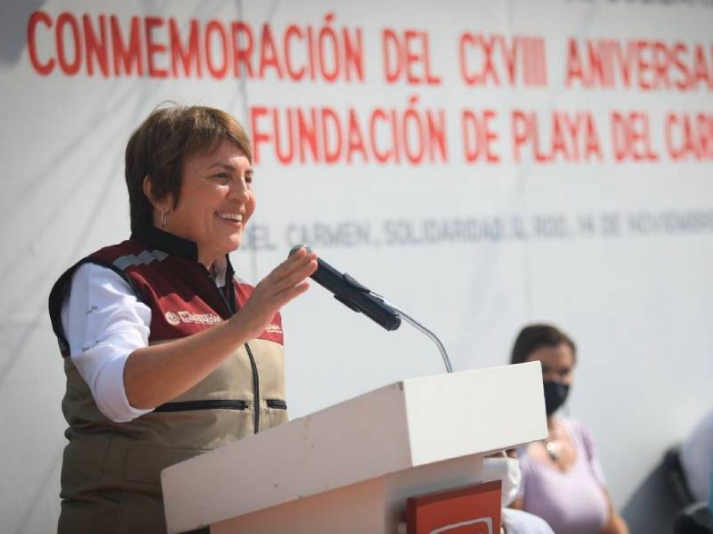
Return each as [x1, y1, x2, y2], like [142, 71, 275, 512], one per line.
[202, 264, 262, 435]
[154, 399, 249, 412]
[245, 342, 260, 433]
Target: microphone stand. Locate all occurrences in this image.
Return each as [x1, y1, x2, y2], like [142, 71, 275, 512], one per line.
[373, 296, 454, 374]
[292, 244, 453, 373]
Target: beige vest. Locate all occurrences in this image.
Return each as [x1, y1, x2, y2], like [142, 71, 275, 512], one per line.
[58, 339, 288, 534]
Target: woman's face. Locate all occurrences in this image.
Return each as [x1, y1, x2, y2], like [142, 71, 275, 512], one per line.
[162, 140, 255, 267]
[525, 343, 575, 386]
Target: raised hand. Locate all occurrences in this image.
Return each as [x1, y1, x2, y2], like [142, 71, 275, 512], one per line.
[236, 246, 318, 339]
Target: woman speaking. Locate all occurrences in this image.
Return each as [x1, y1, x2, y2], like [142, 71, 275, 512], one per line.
[48, 105, 317, 534]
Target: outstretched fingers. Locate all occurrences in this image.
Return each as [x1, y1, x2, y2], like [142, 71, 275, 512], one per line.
[250, 249, 317, 307]
[265, 250, 318, 304]
[280, 250, 318, 285]
[265, 247, 317, 286]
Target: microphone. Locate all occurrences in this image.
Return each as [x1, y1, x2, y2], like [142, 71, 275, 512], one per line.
[289, 245, 402, 331]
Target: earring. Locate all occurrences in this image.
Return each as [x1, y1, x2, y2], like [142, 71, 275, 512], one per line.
[160, 210, 167, 228]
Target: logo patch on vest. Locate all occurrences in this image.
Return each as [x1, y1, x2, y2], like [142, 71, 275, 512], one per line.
[165, 310, 223, 326]
[165, 311, 181, 325]
[264, 323, 283, 335]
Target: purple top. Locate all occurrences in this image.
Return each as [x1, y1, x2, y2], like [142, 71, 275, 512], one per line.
[517, 419, 609, 534]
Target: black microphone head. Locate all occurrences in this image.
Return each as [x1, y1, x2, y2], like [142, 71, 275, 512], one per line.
[288, 244, 313, 258]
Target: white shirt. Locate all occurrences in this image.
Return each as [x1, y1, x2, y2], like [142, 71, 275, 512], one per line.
[60, 260, 228, 423]
[61, 263, 154, 422]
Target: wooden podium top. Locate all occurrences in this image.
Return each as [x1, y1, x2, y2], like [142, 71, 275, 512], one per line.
[162, 362, 546, 533]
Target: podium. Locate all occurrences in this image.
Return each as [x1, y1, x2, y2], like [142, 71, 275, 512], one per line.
[161, 362, 546, 533]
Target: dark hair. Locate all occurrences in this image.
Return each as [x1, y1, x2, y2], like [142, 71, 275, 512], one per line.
[510, 324, 577, 365]
[124, 104, 252, 232]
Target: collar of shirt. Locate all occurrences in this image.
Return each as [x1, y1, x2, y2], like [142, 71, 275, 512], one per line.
[131, 225, 235, 287]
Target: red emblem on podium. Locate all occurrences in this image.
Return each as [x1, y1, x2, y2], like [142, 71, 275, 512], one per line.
[406, 480, 502, 534]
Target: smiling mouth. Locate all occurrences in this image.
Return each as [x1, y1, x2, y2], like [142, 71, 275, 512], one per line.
[216, 212, 243, 224]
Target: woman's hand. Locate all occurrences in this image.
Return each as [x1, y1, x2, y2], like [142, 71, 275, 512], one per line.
[233, 246, 318, 339]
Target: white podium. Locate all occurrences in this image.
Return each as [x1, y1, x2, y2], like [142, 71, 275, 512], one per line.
[161, 362, 546, 534]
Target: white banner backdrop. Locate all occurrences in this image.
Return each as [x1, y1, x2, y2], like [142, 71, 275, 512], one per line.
[1, 0, 712, 532]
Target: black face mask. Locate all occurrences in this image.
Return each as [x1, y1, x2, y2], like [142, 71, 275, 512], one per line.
[543, 381, 570, 416]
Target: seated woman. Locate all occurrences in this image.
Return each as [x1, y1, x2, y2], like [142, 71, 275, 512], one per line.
[508, 324, 629, 534]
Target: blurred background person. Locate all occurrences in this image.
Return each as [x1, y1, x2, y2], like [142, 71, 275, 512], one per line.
[508, 324, 629, 534]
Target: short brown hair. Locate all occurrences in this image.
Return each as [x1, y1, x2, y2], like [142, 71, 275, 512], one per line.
[510, 324, 577, 365]
[124, 104, 252, 232]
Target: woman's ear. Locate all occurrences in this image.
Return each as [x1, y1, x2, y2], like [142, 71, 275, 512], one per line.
[142, 175, 172, 212]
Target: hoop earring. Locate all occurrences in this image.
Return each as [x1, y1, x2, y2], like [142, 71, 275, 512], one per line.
[160, 210, 167, 228]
